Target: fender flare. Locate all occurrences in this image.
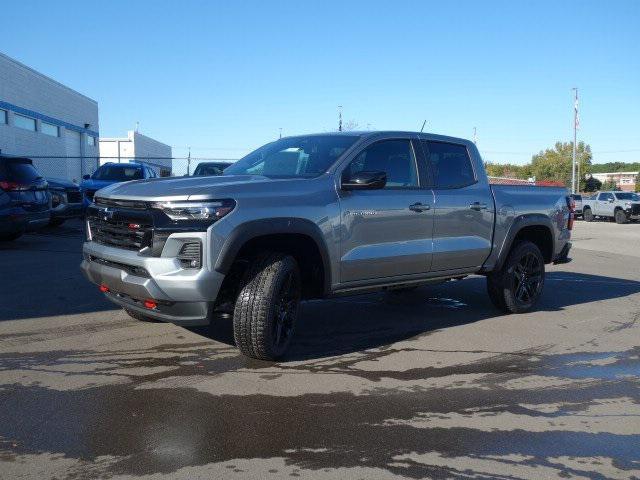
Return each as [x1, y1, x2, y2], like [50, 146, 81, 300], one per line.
[494, 214, 555, 271]
[214, 217, 332, 293]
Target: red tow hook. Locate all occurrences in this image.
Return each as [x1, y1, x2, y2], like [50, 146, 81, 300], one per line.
[144, 299, 157, 310]
[99, 284, 110, 293]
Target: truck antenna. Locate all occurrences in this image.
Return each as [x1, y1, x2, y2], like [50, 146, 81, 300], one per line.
[420, 120, 426, 133]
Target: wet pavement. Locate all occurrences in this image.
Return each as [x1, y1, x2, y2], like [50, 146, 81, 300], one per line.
[0, 220, 639, 479]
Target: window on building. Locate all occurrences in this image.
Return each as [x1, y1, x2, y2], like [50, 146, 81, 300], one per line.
[41, 122, 59, 137]
[14, 113, 36, 131]
[0, 109, 7, 124]
[87, 135, 96, 146]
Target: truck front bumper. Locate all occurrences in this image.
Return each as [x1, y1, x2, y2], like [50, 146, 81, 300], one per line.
[81, 240, 225, 326]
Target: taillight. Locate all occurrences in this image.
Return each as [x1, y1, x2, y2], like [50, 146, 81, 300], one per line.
[566, 197, 575, 230]
[0, 181, 29, 191]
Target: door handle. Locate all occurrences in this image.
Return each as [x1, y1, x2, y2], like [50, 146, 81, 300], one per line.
[409, 202, 430, 212]
[469, 202, 488, 211]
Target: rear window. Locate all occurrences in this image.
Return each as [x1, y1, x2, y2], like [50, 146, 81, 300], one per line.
[194, 163, 227, 176]
[0, 161, 42, 182]
[422, 141, 475, 188]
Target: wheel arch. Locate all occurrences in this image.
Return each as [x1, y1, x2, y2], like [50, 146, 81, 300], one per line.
[215, 218, 331, 297]
[494, 214, 555, 270]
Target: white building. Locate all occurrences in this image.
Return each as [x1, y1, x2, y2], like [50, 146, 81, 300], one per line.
[0, 52, 99, 182]
[99, 130, 172, 176]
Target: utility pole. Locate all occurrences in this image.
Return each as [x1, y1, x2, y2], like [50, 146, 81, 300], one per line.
[187, 146, 191, 176]
[338, 105, 343, 132]
[473, 127, 477, 144]
[572, 88, 578, 193]
[279, 128, 282, 139]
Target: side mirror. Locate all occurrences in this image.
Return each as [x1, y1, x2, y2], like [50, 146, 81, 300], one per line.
[342, 171, 387, 190]
[608, 198, 615, 203]
[82, 174, 91, 180]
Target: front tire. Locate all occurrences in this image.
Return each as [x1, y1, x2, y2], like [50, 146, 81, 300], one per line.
[583, 207, 594, 222]
[0, 232, 22, 241]
[233, 252, 301, 360]
[49, 218, 65, 227]
[615, 209, 629, 224]
[487, 241, 545, 314]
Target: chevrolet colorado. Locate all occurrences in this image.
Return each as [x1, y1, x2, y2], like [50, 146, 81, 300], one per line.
[81, 132, 573, 360]
[582, 191, 640, 223]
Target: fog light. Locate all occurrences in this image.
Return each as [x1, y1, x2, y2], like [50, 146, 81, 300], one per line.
[99, 284, 109, 293]
[144, 299, 157, 309]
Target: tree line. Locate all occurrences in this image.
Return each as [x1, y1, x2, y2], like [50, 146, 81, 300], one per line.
[484, 142, 640, 192]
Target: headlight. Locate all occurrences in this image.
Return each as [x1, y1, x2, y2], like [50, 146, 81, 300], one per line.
[624, 202, 632, 208]
[152, 199, 235, 223]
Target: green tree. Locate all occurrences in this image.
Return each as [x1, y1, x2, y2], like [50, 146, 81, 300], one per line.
[601, 179, 618, 190]
[635, 175, 640, 193]
[530, 141, 592, 190]
[583, 176, 602, 192]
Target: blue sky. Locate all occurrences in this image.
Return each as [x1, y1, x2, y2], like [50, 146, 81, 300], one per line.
[3, 0, 639, 164]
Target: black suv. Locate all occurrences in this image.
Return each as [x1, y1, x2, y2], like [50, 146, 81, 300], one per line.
[0, 156, 51, 241]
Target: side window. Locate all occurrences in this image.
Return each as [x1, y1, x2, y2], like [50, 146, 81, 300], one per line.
[599, 193, 611, 201]
[422, 141, 475, 188]
[344, 139, 418, 188]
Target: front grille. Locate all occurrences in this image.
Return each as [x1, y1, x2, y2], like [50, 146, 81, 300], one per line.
[631, 204, 640, 216]
[95, 197, 149, 210]
[66, 188, 82, 204]
[88, 217, 152, 251]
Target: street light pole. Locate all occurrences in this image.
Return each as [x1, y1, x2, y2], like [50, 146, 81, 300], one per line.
[338, 105, 343, 132]
[572, 88, 578, 193]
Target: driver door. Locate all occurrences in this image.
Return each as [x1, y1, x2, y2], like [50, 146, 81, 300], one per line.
[338, 138, 434, 283]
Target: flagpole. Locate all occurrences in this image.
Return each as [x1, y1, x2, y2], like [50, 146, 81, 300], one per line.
[572, 88, 578, 193]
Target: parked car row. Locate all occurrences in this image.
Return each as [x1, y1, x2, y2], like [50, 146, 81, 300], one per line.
[1, 157, 166, 241]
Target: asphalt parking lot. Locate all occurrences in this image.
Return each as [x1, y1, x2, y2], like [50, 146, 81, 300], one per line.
[0, 220, 639, 479]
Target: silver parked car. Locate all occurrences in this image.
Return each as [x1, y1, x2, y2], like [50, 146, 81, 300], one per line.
[81, 131, 573, 360]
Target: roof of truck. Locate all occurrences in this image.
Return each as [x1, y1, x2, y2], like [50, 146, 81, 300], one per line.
[286, 131, 474, 145]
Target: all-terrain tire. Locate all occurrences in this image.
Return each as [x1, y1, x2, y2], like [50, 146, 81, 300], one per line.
[233, 252, 301, 360]
[615, 209, 629, 224]
[582, 207, 594, 222]
[486, 241, 545, 314]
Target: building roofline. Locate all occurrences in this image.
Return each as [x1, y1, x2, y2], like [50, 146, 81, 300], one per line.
[0, 51, 98, 105]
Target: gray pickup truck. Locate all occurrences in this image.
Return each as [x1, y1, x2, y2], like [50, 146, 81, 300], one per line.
[81, 132, 572, 359]
[581, 191, 640, 223]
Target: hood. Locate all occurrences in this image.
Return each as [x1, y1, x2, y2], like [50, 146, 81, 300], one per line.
[80, 178, 119, 191]
[47, 177, 78, 189]
[95, 175, 282, 201]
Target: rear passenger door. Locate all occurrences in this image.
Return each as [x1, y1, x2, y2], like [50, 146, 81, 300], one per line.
[419, 140, 494, 271]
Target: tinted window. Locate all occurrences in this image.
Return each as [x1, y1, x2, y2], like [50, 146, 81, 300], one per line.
[92, 165, 144, 181]
[344, 139, 418, 188]
[570, 194, 582, 200]
[225, 135, 359, 178]
[0, 161, 41, 182]
[0, 109, 6, 124]
[423, 141, 475, 188]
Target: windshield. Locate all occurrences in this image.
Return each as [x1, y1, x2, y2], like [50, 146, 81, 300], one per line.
[92, 165, 143, 181]
[224, 135, 360, 178]
[615, 192, 639, 201]
[194, 163, 229, 176]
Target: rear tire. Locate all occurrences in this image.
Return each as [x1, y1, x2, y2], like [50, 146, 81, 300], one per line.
[583, 207, 594, 222]
[615, 209, 629, 224]
[486, 241, 545, 314]
[233, 252, 301, 360]
[124, 308, 159, 322]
